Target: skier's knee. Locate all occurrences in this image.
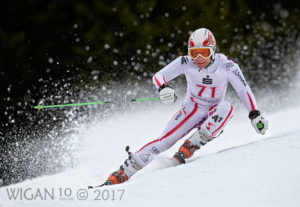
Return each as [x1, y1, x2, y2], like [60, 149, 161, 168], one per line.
[202, 102, 234, 138]
[217, 102, 233, 115]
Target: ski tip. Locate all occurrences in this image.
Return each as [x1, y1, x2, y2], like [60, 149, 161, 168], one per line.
[88, 183, 107, 189]
[88, 180, 113, 189]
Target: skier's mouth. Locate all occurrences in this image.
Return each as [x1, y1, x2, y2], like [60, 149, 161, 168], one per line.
[197, 61, 205, 65]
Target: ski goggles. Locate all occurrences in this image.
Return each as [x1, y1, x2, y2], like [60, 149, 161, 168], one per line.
[188, 47, 213, 59]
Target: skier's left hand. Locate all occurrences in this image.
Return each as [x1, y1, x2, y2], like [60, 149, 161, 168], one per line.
[249, 110, 269, 135]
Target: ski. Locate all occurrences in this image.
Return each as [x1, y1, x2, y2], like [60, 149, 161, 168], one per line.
[88, 184, 103, 189]
[88, 183, 110, 189]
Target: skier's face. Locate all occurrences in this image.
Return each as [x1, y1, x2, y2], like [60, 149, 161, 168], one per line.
[192, 55, 211, 69]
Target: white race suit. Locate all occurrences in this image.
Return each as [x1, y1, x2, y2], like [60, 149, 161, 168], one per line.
[132, 53, 258, 167]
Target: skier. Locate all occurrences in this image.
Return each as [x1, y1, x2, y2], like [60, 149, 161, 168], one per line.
[100, 28, 269, 186]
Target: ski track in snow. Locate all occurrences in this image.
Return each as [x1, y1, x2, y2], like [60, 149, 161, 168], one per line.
[1, 102, 300, 207]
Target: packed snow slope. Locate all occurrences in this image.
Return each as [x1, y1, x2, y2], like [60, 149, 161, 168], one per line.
[1, 101, 300, 207]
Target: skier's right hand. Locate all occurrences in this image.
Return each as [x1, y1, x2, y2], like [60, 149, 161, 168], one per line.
[158, 84, 177, 104]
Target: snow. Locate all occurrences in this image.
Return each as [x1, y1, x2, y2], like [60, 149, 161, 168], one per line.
[1, 102, 300, 207]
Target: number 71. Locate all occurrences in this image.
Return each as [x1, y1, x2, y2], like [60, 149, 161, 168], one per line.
[196, 85, 216, 98]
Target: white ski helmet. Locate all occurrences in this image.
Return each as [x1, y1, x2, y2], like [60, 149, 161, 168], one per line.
[188, 28, 217, 60]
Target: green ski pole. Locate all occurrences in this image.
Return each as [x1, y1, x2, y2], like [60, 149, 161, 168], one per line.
[34, 97, 159, 110]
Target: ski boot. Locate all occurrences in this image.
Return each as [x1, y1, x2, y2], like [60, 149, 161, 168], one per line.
[173, 128, 214, 164]
[89, 146, 141, 189]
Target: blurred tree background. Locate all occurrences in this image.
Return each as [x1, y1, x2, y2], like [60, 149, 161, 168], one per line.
[0, 0, 300, 185]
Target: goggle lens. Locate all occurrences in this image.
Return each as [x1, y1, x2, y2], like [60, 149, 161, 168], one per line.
[189, 48, 212, 59]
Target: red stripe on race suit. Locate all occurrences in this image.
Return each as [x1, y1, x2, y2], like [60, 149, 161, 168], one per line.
[154, 75, 162, 87]
[209, 106, 215, 111]
[209, 105, 217, 112]
[163, 75, 167, 85]
[136, 103, 198, 153]
[212, 105, 233, 137]
[247, 92, 255, 111]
